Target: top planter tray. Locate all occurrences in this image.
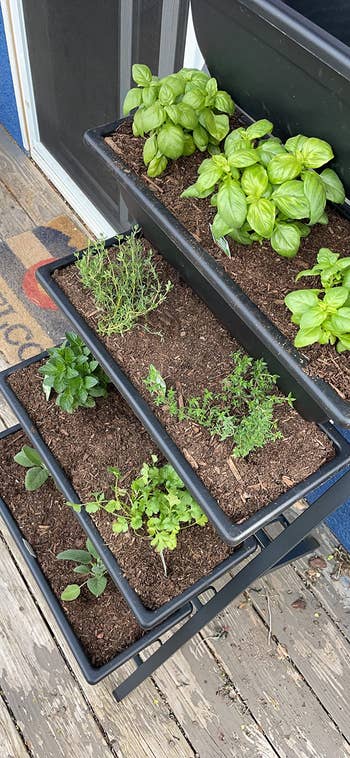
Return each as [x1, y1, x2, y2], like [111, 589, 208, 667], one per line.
[36, 243, 350, 550]
[84, 119, 350, 428]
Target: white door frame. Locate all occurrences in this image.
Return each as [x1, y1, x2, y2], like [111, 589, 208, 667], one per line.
[2, 0, 202, 237]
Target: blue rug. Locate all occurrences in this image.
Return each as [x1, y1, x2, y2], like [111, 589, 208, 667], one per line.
[307, 428, 350, 551]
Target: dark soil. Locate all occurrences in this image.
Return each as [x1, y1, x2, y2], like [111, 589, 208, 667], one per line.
[7, 366, 236, 610]
[0, 430, 143, 667]
[105, 118, 350, 401]
[53, 241, 334, 527]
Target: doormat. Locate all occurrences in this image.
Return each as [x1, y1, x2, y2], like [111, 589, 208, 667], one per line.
[0, 215, 87, 365]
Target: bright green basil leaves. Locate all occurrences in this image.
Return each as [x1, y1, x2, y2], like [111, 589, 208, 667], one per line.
[123, 64, 235, 176]
[181, 120, 345, 259]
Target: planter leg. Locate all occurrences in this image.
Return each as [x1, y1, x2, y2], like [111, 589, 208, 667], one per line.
[113, 469, 350, 701]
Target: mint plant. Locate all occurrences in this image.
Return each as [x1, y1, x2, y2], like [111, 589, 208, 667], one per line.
[14, 445, 52, 491]
[57, 539, 107, 601]
[39, 332, 109, 413]
[181, 122, 345, 259]
[76, 230, 172, 335]
[144, 352, 293, 458]
[123, 64, 234, 176]
[69, 457, 208, 575]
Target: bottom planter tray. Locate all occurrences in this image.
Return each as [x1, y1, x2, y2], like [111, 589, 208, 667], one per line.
[0, 425, 195, 684]
[0, 361, 256, 630]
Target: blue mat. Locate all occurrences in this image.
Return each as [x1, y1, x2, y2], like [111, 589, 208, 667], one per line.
[306, 428, 350, 551]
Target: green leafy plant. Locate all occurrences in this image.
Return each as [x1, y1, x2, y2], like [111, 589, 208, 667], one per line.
[181, 121, 345, 259]
[75, 230, 172, 335]
[38, 332, 109, 413]
[123, 64, 235, 176]
[57, 539, 107, 601]
[144, 352, 293, 458]
[14, 445, 51, 491]
[285, 247, 350, 352]
[68, 457, 207, 574]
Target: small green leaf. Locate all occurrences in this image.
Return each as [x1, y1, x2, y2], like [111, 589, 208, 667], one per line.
[256, 139, 286, 166]
[176, 103, 198, 130]
[320, 168, 345, 204]
[123, 87, 142, 116]
[141, 103, 165, 133]
[87, 575, 107, 598]
[272, 180, 309, 219]
[132, 63, 152, 87]
[271, 222, 301, 258]
[143, 134, 158, 165]
[294, 326, 323, 347]
[217, 180, 247, 228]
[245, 119, 273, 140]
[247, 198, 276, 237]
[324, 287, 349, 309]
[228, 149, 259, 168]
[56, 549, 91, 563]
[86, 539, 100, 560]
[214, 90, 235, 114]
[268, 153, 302, 184]
[193, 124, 209, 151]
[303, 170, 326, 224]
[284, 289, 321, 316]
[301, 137, 334, 168]
[182, 87, 205, 111]
[61, 584, 81, 601]
[73, 565, 90, 575]
[25, 467, 49, 491]
[147, 153, 168, 177]
[285, 134, 308, 153]
[241, 164, 268, 199]
[211, 212, 233, 240]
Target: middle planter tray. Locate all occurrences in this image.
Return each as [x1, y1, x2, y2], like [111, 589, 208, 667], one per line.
[35, 238, 350, 546]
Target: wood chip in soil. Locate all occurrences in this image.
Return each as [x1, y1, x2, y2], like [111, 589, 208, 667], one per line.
[7, 367, 236, 610]
[0, 430, 144, 667]
[105, 118, 350, 401]
[52, 239, 334, 525]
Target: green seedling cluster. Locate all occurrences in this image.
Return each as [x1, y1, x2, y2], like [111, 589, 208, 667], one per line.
[181, 121, 345, 259]
[39, 332, 109, 413]
[144, 352, 293, 459]
[285, 248, 350, 352]
[76, 230, 172, 335]
[68, 457, 207, 574]
[57, 539, 108, 601]
[123, 64, 234, 176]
[14, 445, 52, 491]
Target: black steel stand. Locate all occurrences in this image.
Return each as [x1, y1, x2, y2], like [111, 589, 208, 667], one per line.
[113, 469, 350, 700]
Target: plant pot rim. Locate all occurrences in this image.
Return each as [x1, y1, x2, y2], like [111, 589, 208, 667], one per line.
[83, 117, 350, 428]
[0, 424, 197, 683]
[35, 240, 350, 547]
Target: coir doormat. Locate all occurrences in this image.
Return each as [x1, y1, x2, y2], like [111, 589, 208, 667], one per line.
[0, 215, 87, 364]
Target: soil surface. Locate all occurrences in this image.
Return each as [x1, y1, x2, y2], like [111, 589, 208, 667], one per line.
[105, 118, 350, 401]
[53, 242, 333, 526]
[0, 430, 144, 667]
[7, 367, 237, 610]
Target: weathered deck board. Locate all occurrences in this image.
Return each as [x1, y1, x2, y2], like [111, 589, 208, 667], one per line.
[0, 180, 33, 239]
[0, 524, 195, 758]
[248, 563, 350, 743]
[0, 695, 29, 758]
[201, 576, 350, 758]
[0, 126, 71, 226]
[0, 355, 18, 429]
[0, 537, 115, 758]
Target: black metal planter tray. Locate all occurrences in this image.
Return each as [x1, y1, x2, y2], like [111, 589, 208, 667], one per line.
[0, 357, 257, 630]
[37, 243, 350, 546]
[0, 424, 197, 684]
[83, 119, 350, 428]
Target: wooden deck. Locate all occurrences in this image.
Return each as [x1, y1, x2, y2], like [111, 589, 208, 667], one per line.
[1, 125, 350, 758]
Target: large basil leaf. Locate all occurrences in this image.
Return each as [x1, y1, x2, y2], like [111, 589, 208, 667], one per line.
[245, 119, 273, 140]
[142, 86, 159, 107]
[157, 124, 184, 159]
[320, 168, 346, 204]
[132, 107, 145, 136]
[132, 64, 152, 86]
[323, 287, 349, 309]
[268, 154, 302, 184]
[299, 305, 328, 329]
[199, 110, 229, 141]
[161, 74, 185, 98]
[182, 87, 205, 111]
[329, 308, 350, 334]
[301, 137, 334, 168]
[214, 91, 235, 114]
[196, 164, 224, 192]
[256, 138, 286, 166]
[217, 179, 247, 228]
[143, 134, 158, 165]
[158, 83, 175, 106]
[193, 125, 209, 151]
[247, 198, 275, 237]
[272, 180, 309, 219]
[271, 222, 301, 258]
[211, 212, 234, 240]
[147, 153, 168, 177]
[224, 129, 246, 155]
[284, 289, 321, 317]
[285, 134, 308, 154]
[228, 149, 258, 168]
[141, 103, 165, 132]
[303, 170, 326, 224]
[294, 326, 323, 347]
[123, 87, 142, 116]
[176, 103, 198, 130]
[241, 164, 269, 199]
[183, 134, 196, 156]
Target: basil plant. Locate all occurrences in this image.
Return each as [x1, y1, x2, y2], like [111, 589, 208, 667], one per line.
[285, 248, 350, 352]
[181, 120, 345, 259]
[123, 64, 235, 177]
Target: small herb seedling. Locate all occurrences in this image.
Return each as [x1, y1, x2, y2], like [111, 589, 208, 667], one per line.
[76, 229, 172, 336]
[144, 352, 293, 458]
[123, 64, 235, 176]
[14, 445, 51, 491]
[285, 286, 350, 352]
[68, 457, 208, 575]
[39, 332, 109, 413]
[57, 538, 107, 601]
[296, 248, 350, 289]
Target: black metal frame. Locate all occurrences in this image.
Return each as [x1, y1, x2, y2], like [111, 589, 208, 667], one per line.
[83, 118, 350, 428]
[0, 357, 256, 629]
[36, 244, 350, 547]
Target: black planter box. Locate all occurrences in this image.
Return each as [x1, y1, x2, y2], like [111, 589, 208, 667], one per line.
[36, 244, 350, 547]
[83, 120, 350, 428]
[0, 356, 257, 630]
[0, 427, 196, 684]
